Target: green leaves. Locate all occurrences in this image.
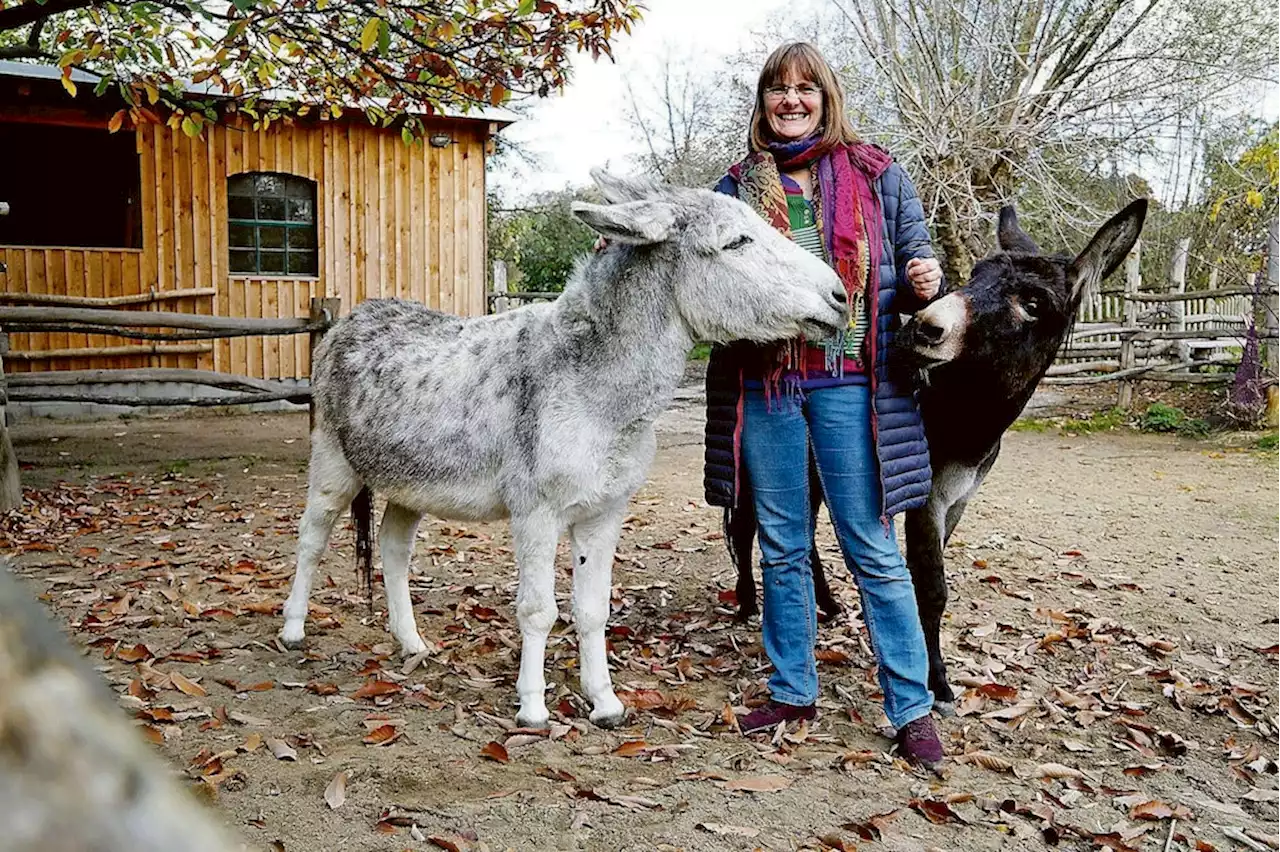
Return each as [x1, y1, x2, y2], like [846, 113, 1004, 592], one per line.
[6, 0, 644, 128]
[359, 17, 381, 53]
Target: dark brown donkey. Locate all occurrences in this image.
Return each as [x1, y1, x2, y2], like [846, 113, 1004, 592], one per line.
[728, 200, 1148, 713]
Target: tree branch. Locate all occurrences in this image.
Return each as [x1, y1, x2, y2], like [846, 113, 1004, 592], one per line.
[0, 0, 101, 34]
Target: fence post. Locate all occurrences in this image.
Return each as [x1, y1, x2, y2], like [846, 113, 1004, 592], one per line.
[1266, 220, 1279, 427]
[308, 297, 341, 432]
[1118, 240, 1142, 410]
[0, 331, 19, 512]
[1169, 238, 1190, 364]
[491, 260, 509, 314]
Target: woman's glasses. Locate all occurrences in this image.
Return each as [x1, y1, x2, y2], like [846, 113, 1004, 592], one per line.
[763, 84, 822, 100]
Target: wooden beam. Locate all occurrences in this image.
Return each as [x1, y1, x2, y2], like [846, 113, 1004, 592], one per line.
[8, 388, 311, 406]
[6, 343, 212, 360]
[0, 306, 316, 333]
[6, 368, 291, 393]
[1125, 286, 1278, 302]
[0, 288, 217, 307]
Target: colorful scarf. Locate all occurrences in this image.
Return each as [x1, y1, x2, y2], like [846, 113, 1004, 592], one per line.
[728, 136, 891, 391]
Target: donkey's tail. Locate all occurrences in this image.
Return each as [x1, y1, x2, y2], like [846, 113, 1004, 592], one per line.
[352, 487, 374, 601]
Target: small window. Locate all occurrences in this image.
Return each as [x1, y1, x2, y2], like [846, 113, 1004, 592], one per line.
[0, 122, 141, 249]
[227, 172, 318, 276]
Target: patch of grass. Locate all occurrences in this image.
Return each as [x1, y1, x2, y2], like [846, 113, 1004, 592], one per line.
[1060, 407, 1130, 435]
[1009, 418, 1052, 433]
[1139, 403, 1210, 438]
[688, 342, 713, 362]
[1012, 407, 1131, 435]
[1254, 431, 1278, 451]
[163, 459, 191, 476]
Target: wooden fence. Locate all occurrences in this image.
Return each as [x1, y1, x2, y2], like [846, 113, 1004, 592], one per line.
[1047, 230, 1280, 411]
[0, 297, 340, 510]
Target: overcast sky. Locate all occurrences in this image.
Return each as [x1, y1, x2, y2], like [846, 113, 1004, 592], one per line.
[488, 0, 790, 200]
[489, 0, 1280, 204]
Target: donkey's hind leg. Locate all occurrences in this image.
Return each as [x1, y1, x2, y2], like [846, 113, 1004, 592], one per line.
[280, 430, 362, 648]
[379, 501, 427, 656]
[511, 508, 564, 729]
[570, 502, 628, 729]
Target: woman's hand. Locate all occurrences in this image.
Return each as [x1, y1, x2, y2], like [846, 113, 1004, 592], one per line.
[906, 257, 942, 300]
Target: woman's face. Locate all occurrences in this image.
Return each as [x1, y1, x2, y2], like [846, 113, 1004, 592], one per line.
[763, 68, 824, 142]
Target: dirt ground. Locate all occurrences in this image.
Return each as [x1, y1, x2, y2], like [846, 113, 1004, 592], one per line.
[3, 383, 1277, 852]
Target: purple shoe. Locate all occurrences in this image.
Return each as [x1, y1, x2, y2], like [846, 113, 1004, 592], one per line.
[895, 716, 944, 770]
[739, 700, 817, 734]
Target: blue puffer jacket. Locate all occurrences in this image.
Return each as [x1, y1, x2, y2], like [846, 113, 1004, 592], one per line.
[703, 159, 941, 520]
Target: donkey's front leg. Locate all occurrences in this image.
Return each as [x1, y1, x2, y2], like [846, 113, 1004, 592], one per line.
[511, 510, 564, 728]
[569, 503, 628, 729]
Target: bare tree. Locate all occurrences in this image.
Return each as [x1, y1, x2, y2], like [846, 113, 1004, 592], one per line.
[824, 0, 1277, 283]
[622, 49, 750, 189]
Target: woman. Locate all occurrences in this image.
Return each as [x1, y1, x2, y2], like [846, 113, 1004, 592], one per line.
[703, 41, 944, 769]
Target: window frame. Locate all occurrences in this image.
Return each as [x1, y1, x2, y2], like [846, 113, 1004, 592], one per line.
[226, 172, 319, 279]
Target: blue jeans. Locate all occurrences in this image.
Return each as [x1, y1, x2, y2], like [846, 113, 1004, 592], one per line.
[742, 382, 934, 729]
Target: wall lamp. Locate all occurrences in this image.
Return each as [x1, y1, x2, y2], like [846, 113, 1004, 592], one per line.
[428, 132, 453, 148]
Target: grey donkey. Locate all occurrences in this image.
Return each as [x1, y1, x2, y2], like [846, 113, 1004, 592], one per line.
[279, 169, 849, 729]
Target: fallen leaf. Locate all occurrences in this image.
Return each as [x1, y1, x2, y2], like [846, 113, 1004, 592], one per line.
[1032, 762, 1083, 779]
[352, 679, 402, 700]
[975, 682, 1018, 701]
[1130, 800, 1193, 821]
[324, 771, 347, 809]
[305, 681, 339, 695]
[617, 689, 666, 710]
[723, 775, 791, 793]
[170, 671, 207, 697]
[265, 737, 297, 761]
[909, 797, 968, 824]
[480, 741, 510, 763]
[363, 724, 400, 746]
[116, 643, 152, 663]
[241, 733, 263, 752]
[613, 740, 649, 758]
[957, 752, 1015, 773]
[428, 837, 463, 852]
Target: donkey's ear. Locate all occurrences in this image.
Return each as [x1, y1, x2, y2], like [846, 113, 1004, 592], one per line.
[1067, 199, 1148, 299]
[571, 199, 675, 245]
[590, 168, 663, 204]
[996, 206, 1040, 254]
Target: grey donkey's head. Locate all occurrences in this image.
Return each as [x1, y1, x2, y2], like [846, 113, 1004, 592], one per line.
[571, 170, 849, 345]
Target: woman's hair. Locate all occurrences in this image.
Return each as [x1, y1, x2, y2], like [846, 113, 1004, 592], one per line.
[748, 41, 859, 154]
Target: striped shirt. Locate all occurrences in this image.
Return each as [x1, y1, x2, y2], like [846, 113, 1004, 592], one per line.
[786, 193, 869, 369]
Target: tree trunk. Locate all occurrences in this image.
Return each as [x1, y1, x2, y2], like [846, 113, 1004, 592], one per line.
[0, 571, 244, 852]
[934, 200, 974, 288]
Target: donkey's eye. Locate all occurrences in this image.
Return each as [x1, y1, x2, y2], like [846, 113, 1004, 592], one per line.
[1016, 296, 1041, 323]
[724, 234, 753, 251]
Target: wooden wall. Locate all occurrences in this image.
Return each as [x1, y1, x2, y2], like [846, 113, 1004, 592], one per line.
[0, 115, 490, 379]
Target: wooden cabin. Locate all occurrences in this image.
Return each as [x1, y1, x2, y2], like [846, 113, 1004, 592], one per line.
[0, 61, 509, 381]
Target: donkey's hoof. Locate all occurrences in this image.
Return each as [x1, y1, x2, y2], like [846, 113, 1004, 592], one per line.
[516, 709, 550, 729]
[933, 700, 956, 718]
[278, 627, 306, 650]
[590, 708, 628, 730]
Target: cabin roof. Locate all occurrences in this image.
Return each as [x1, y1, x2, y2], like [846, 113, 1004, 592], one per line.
[0, 60, 516, 128]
